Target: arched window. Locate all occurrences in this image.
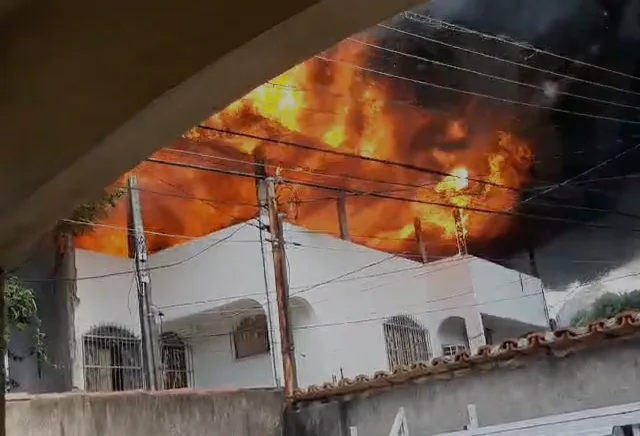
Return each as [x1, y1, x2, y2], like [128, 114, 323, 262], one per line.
[438, 316, 470, 357]
[233, 313, 269, 359]
[83, 324, 143, 392]
[383, 315, 432, 370]
[161, 332, 190, 390]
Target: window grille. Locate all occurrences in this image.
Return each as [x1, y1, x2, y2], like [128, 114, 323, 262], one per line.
[442, 344, 468, 357]
[83, 325, 143, 392]
[233, 313, 270, 359]
[161, 332, 192, 389]
[383, 315, 432, 370]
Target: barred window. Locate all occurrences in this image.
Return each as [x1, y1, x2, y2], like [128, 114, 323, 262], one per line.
[233, 313, 270, 359]
[83, 325, 143, 392]
[442, 344, 468, 357]
[161, 332, 191, 390]
[383, 315, 432, 370]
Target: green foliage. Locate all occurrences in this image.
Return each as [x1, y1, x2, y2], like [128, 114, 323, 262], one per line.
[4, 276, 42, 353]
[2, 188, 125, 368]
[570, 290, 640, 326]
[54, 188, 126, 237]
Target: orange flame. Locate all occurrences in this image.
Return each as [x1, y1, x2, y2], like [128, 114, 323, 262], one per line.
[76, 36, 533, 259]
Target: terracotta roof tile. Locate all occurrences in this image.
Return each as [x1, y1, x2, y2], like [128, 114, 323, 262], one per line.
[292, 311, 640, 402]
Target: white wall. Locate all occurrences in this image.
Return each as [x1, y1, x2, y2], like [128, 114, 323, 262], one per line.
[74, 249, 139, 389]
[470, 258, 548, 327]
[148, 221, 269, 321]
[190, 335, 274, 390]
[73, 220, 550, 390]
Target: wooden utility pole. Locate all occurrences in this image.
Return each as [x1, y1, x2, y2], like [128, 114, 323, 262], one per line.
[265, 177, 298, 397]
[413, 218, 428, 263]
[336, 191, 350, 241]
[127, 176, 161, 390]
[253, 150, 281, 388]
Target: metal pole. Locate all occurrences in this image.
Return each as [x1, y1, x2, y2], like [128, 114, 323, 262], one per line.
[528, 245, 552, 330]
[453, 209, 468, 255]
[413, 218, 428, 263]
[128, 176, 161, 390]
[337, 191, 350, 241]
[266, 177, 298, 397]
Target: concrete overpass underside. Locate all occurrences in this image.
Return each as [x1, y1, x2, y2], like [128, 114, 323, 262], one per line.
[0, 0, 425, 264]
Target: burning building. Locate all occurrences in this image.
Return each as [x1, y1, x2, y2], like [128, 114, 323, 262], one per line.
[11, 0, 640, 395]
[76, 0, 640, 305]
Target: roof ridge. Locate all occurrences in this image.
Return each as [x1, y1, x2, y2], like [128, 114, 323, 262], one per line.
[292, 311, 640, 402]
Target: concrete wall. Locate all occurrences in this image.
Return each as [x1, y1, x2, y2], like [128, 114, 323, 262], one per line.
[7, 389, 283, 436]
[10, 237, 74, 393]
[72, 220, 548, 390]
[285, 336, 640, 436]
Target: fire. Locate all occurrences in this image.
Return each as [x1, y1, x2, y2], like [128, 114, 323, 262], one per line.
[76, 35, 534, 259]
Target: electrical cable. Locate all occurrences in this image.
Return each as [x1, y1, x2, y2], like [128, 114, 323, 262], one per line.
[515, 142, 640, 210]
[404, 12, 640, 84]
[313, 54, 640, 125]
[347, 36, 640, 112]
[146, 157, 640, 235]
[379, 22, 640, 99]
[195, 125, 520, 192]
[22, 222, 253, 283]
[162, 146, 640, 213]
[156, 148, 640, 220]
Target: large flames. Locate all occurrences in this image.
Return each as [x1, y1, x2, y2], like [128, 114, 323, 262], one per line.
[76, 36, 534, 258]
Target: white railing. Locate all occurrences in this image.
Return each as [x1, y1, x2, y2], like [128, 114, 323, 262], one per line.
[433, 401, 640, 436]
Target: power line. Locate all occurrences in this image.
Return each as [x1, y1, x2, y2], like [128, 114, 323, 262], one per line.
[62, 218, 195, 241]
[163, 147, 446, 195]
[378, 22, 640, 100]
[516, 142, 640, 209]
[293, 254, 399, 295]
[177, 137, 640, 202]
[348, 36, 640, 112]
[157, 257, 465, 311]
[195, 125, 520, 192]
[146, 157, 640, 235]
[171, 288, 545, 340]
[159, 147, 640, 221]
[404, 12, 640, 84]
[22, 222, 253, 283]
[314, 54, 640, 125]
[161, 256, 517, 318]
[107, 243, 640, 325]
[115, 183, 257, 207]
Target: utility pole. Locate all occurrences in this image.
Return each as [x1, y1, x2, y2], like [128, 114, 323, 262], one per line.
[453, 209, 468, 256]
[528, 244, 553, 330]
[413, 218, 428, 263]
[253, 149, 281, 388]
[265, 177, 298, 397]
[127, 176, 161, 390]
[336, 191, 350, 241]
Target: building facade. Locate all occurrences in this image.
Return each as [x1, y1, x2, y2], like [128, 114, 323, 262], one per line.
[72, 219, 548, 392]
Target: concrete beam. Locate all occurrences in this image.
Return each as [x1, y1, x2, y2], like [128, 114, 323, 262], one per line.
[0, 0, 426, 264]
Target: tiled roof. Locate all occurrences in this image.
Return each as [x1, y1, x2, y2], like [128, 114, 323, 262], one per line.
[292, 311, 640, 402]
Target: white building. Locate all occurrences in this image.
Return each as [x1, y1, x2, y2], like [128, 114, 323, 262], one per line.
[73, 219, 549, 392]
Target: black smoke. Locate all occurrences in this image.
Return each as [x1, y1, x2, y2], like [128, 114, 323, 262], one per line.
[369, 0, 640, 288]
